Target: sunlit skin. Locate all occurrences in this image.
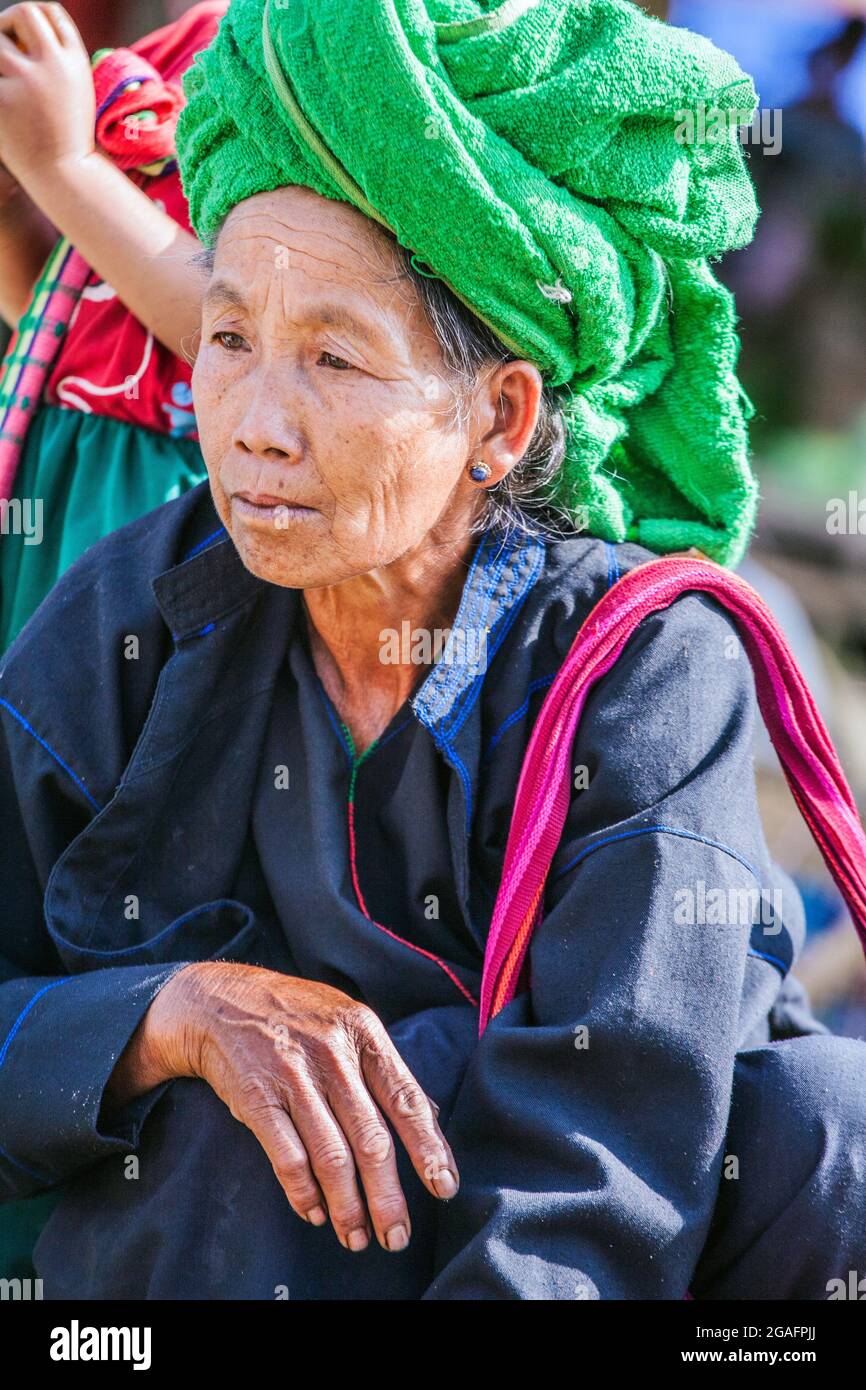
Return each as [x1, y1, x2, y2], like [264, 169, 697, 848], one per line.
[105, 185, 544, 1261]
[192, 184, 543, 753]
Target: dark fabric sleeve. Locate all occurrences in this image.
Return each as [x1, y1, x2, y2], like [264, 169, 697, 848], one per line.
[0, 702, 189, 1201]
[427, 594, 802, 1300]
[0, 966, 193, 1200]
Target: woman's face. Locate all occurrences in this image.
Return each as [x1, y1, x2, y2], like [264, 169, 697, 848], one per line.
[193, 185, 494, 589]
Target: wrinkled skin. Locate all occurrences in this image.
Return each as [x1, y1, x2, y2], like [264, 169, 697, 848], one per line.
[192, 184, 540, 590]
[106, 184, 544, 1254]
[125, 964, 458, 1255]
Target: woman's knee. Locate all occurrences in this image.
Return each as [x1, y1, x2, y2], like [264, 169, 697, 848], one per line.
[732, 1033, 866, 1167]
[693, 1033, 866, 1300]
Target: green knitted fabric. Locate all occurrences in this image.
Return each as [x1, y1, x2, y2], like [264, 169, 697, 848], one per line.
[176, 0, 761, 564]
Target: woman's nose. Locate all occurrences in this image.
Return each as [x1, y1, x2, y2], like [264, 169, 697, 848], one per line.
[232, 375, 304, 463]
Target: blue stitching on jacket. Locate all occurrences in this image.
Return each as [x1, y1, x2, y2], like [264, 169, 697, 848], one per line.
[748, 946, 787, 974]
[449, 745, 474, 833]
[0, 699, 102, 812]
[440, 536, 517, 740]
[414, 530, 510, 730]
[551, 826, 789, 976]
[552, 823, 762, 885]
[376, 716, 413, 752]
[0, 1138, 53, 1184]
[181, 526, 226, 563]
[432, 540, 508, 732]
[410, 530, 513, 832]
[412, 530, 546, 835]
[54, 901, 251, 960]
[0, 978, 71, 1069]
[191, 622, 215, 639]
[312, 678, 353, 766]
[410, 532, 489, 726]
[446, 538, 546, 745]
[605, 542, 621, 589]
[436, 545, 515, 830]
[421, 717, 475, 841]
[483, 674, 556, 763]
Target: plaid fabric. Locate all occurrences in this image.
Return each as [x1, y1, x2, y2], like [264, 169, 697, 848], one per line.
[0, 241, 90, 498]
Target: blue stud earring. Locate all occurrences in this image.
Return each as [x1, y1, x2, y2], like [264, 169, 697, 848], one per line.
[469, 461, 492, 484]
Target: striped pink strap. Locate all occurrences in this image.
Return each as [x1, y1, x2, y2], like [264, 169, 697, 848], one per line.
[479, 556, 866, 1034]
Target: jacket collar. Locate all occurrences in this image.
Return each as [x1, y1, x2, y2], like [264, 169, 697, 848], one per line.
[151, 521, 264, 643]
[150, 502, 546, 733]
[411, 525, 545, 740]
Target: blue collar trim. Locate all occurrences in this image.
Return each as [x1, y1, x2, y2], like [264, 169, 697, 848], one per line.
[411, 526, 546, 739]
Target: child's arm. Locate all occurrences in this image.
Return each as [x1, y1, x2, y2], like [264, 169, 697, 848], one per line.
[0, 3, 204, 359]
[0, 168, 57, 326]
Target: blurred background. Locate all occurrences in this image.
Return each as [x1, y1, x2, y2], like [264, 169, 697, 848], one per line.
[2, 0, 865, 1035]
[658, 0, 866, 1038]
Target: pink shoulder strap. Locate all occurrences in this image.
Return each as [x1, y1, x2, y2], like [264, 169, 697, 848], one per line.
[478, 555, 866, 1035]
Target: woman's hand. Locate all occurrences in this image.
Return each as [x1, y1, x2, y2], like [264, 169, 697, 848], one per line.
[108, 961, 460, 1256]
[0, 4, 95, 188]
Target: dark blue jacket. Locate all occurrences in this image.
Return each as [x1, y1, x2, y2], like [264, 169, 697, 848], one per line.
[0, 483, 818, 1298]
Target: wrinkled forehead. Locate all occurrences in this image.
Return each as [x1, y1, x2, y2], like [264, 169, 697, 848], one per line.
[204, 185, 429, 342]
[214, 186, 398, 283]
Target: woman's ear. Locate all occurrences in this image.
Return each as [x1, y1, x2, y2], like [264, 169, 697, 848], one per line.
[474, 359, 544, 483]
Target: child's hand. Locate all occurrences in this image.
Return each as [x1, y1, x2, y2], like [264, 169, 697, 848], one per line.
[0, 4, 95, 188]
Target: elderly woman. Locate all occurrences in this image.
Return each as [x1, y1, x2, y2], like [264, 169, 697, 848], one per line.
[0, 0, 864, 1301]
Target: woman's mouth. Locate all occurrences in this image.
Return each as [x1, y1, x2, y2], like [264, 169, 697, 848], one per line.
[231, 492, 318, 524]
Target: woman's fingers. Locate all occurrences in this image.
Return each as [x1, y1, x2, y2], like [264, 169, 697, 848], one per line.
[357, 1017, 459, 1200]
[326, 1068, 412, 1252]
[236, 1070, 399, 1252]
[182, 968, 447, 1252]
[284, 1076, 374, 1252]
[234, 1083, 328, 1228]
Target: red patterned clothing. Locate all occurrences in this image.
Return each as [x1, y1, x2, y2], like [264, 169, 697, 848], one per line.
[44, 2, 229, 441]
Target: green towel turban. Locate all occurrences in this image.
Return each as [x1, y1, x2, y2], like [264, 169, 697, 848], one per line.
[176, 0, 761, 564]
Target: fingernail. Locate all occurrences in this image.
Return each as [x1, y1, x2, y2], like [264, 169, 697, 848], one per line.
[306, 1206, 327, 1226]
[432, 1169, 458, 1199]
[385, 1223, 409, 1252]
[347, 1228, 369, 1252]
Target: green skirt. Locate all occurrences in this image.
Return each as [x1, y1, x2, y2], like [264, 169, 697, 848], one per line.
[0, 404, 206, 1277]
[0, 404, 207, 652]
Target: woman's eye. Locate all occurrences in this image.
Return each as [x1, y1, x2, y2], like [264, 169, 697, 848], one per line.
[318, 351, 355, 371]
[212, 331, 248, 352]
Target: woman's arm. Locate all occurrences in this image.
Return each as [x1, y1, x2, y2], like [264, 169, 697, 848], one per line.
[0, 677, 457, 1253]
[426, 592, 799, 1299]
[0, 4, 203, 356]
[0, 690, 197, 1203]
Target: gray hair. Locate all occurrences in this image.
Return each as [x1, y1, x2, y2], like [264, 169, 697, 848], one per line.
[389, 242, 573, 540]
